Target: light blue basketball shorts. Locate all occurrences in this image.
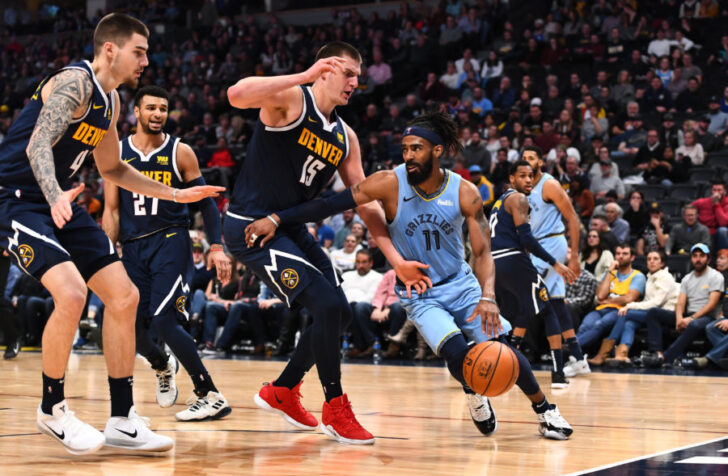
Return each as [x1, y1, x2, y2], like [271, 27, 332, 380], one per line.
[529, 234, 568, 299]
[396, 266, 512, 355]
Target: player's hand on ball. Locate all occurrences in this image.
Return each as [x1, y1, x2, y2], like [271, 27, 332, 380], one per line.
[50, 183, 85, 229]
[466, 299, 502, 338]
[174, 185, 225, 203]
[393, 260, 432, 298]
[244, 216, 277, 247]
[554, 261, 576, 284]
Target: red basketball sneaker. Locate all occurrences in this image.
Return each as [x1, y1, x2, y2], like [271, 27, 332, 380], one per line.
[320, 394, 374, 445]
[254, 381, 318, 430]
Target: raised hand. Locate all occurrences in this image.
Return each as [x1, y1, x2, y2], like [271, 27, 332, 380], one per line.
[302, 56, 346, 83]
[174, 185, 225, 203]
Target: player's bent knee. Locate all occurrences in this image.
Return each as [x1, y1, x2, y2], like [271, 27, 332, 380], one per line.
[53, 286, 87, 319]
[105, 282, 140, 316]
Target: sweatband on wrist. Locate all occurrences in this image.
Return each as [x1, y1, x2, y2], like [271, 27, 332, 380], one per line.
[402, 125, 444, 146]
[516, 223, 557, 266]
[187, 176, 222, 244]
[276, 188, 357, 225]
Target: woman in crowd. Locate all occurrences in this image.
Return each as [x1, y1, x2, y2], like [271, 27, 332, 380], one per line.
[580, 230, 614, 280]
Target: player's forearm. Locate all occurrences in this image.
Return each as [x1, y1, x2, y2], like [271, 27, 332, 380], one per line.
[473, 252, 496, 298]
[26, 138, 63, 205]
[275, 188, 357, 226]
[227, 73, 306, 109]
[567, 214, 581, 263]
[101, 208, 120, 244]
[358, 202, 406, 267]
[100, 161, 175, 201]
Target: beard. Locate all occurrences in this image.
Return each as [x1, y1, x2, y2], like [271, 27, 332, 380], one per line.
[693, 260, 707, 272]
[406, 152, 434, 186]
[139, 120, 163, 135]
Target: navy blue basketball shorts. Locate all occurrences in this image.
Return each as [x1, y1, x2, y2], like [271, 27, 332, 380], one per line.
[0, 188, 119, 281]
[493, 250, 549, 328]
[121, 226, 193, 320]
[224, 212, 339, 308]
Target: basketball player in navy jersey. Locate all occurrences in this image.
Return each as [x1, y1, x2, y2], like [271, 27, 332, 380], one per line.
[245, 112, 574, 440]
[490, 161, 576, 388]
[225, 41, 429, 445]
[103, 85, 231, 421]
[0, 14, 222, 454]
[521, 147, 591, 381]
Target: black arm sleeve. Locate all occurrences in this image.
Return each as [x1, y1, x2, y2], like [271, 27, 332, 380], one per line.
[516, 223, 557, 266]
[186, 176, 222, 244]
[276, 188, 357, 225]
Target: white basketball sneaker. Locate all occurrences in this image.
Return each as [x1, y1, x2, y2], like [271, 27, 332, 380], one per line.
[104, 406, 174, 452]
[466, 393, 497, 436]
[175, 391, 232, 421]
[36, 400, 105, 455]
[537, 405, 573, 440]
[155, 355, 179, 408]
[563, 355, 591, 378]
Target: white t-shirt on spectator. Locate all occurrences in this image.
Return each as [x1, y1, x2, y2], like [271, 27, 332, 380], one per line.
[341, 269, 383, 303]
[330, 247, 360, 273]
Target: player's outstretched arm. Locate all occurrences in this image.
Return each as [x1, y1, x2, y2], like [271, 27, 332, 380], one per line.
[26, 69, 93, 228]
[544, 178, 582, 277]
[461, 181, 502, 337]
[176, 142, 230, 284]
[93, 93, 224, 204]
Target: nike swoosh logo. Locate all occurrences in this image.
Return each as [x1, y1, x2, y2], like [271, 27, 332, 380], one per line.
[46, 424, 65, 440]
[274, 391, 283, 404]
[116, 428, 137, 438]
[124, 157, 137, 163]
[307, 116, 317, 123]
[166, 232, 177, 238]
[403, 196, 417, 202]
[92, 104, 104, 110]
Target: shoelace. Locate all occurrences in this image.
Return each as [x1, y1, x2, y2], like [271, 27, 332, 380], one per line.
[184, 396, 208, 411]
[290, 387, 307, 412]
[544, 408, 569, 427]
[56, 410, 87, 437]
[128, 413, 151, 428]
[331, 400, 358, 426]
[467, 395, 492, 420]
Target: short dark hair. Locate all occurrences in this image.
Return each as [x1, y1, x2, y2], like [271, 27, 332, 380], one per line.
[356, 249, 372, 260]
[315, 41, 362, 63]
[616, 242, 634, 256]
[647, 249, 666, 265]
[93, 13, 149, 57]
[712, 177, 726, 188]
[521, 145, 543, 160]
[133, 85, 169, 107]
[509, 159, 533, 176]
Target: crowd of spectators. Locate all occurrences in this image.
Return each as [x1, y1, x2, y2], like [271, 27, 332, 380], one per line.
[2, 0, 728, 367]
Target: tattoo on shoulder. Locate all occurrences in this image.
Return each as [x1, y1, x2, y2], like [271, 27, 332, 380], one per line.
[515, 193, 530, 212]
[27, 69, 92, 204]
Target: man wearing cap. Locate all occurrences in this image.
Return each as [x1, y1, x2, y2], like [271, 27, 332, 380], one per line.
[636, 203, 671, 255]
[659, 112, 680, 149]
[468, 165, 494, 209]
[642, 243, 724, 367]
[706, 95, 728, 136]
[666, 204, 711, 255]
[590, 153, 625, 200]
[617, 114, 647, 155]
[692, 177, 728, 250]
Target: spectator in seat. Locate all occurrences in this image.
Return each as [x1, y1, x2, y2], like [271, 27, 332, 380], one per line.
[691, 178, 728, 251]
[604, 203, 631, 243]
[565, 247, 598, 330]
[624, 190, 650, 243]
[467, 165, 495, 209]
[605, 250, 679, 366]
[666, 204, 711, 255]
[636, 202, 670, 255]
[205, 137, 235, 191]
[675, 130, 704, 165]
[642, 243, 723, 367]
[580, 229, 615, 280]
[706, 95, 728, 136]
[569, 175, 595, 222]
[369, 269, 408, 358]
[590, 156, 625, 200]
[578, 243, 646, 364]
[330, 234, 360, 273]
[342, 250, 384, 358]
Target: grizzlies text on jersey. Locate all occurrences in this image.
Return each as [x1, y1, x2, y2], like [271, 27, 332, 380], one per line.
[0, 60, 115, 200]
[228, 85, 349, 218]
[118, 134, 188, 242]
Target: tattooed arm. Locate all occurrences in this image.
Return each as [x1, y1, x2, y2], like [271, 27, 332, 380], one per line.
[26, 69, 93, 228]
[461, 180, 501, 337]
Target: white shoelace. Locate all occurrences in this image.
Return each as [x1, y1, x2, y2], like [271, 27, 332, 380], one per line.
[467, 394, 492, 420]
[55, 410, 87, 436]
[184, 396, 208, 411]
[544, 408, 570, 428]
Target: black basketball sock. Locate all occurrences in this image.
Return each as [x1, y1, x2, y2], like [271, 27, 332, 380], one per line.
[565, 337, 584, 361]
[274, 361, 309, 389]
[108, 376, 134, 417]
[41, 373, 65, 414]
[532, 397, 551, 414]
[551, 348, 564, 373]
[322, 380, 343, 401]
[191, 370, 218, 397]
[510, 334, 524, 350]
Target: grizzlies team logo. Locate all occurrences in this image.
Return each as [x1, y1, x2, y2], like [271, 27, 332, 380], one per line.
[18, 244, 34, 267]
[175, 295, 187, 314]
[539, 287, 549, 302]
[281, 268, 299, 289]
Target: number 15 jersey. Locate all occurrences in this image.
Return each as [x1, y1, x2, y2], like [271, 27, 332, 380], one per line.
[118, 134, 188, 242]
[228, 85, 350, 218]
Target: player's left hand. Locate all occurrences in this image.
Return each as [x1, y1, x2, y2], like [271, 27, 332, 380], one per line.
[209, 248, 231, 285]
[174, 185, 225, 203]
[554, 261, 577, 285]
[466, 299, 502, 338]
[244, 215, 278, 247]
[568, 258, 581, 279]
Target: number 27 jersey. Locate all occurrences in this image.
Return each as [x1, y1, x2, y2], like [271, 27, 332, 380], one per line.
[228, 85, 350, 218]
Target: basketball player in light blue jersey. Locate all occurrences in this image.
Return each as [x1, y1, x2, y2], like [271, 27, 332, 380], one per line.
[521, 147, 590, 379]
[245, 112, 573, 440]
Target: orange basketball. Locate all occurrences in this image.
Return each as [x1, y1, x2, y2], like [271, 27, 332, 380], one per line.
[462, 341, 520, 397]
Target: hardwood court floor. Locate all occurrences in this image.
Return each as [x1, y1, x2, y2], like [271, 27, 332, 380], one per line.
[0, 353, 726, 475]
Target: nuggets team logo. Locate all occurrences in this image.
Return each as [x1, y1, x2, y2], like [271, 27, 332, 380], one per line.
[336, 132, 344, 143]
[157, 155, 169, 165]
[539, 288, 549, 302]
[18, 244, 34, 267]
[175, 295, 187, 314]
[281, 268, 299, 289]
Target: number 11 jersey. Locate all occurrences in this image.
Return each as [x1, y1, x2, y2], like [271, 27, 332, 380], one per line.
[118, 134, 188, 242]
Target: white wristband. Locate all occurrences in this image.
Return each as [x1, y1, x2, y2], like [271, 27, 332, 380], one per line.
[172, 188, 178, 203]
[480, 297, 498, 305]
[266, 215, 279, 228]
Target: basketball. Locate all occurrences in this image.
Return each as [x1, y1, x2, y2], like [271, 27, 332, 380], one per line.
[463, 341, 519, 397]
